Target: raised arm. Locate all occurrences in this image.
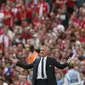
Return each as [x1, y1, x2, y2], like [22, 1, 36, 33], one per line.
[16, 61, 33, 69]
[52, 58, 69, 69]
[9, 56, 33, 69]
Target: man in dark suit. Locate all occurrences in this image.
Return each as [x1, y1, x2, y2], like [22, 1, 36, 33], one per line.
[10, 45, 70, 85]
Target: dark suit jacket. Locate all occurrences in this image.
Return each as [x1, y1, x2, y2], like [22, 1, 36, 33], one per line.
[16, 57, 68, 85]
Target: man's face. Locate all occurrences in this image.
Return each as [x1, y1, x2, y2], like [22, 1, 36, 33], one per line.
[40, 46, 49, 57]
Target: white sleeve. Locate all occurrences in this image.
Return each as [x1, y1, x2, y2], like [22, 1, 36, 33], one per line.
[4, 36, 9, 48]
[3, 82, 8, 85]
[77, 72, 81, 84]
[63, 76, 69, 85]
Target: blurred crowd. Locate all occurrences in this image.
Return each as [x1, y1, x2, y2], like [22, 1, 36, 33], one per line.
[0, 0, 85, 85]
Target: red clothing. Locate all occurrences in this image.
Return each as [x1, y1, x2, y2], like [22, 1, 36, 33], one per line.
[54, 0, 66, 8]
[18, 81, 31, 85]
[26, 9, 33, 19]
[16, 11, 25, 21]
[32, 17, 42, 27]
[72, 17, 79, 24]
[36, 2, 49, 16]
[80, 36, 85, 42]
[0, 43, 4, 51]
[9, 0, 15, 2]
[21, 32, 33, 39]
[16, 5, 26, 21]
[26, 3, 36, 11]
[4, 11, 14, 26]
[67, 0, 76, 7]
[80, 20, 85, 29]
[25, 3, 36, 19]
[0, 29, 4, 35]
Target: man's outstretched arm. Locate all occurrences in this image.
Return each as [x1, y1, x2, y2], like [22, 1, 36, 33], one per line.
[10, 56, 33, 69]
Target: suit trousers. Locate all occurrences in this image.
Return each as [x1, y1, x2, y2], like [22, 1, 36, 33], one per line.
[35, 79, 49, 85]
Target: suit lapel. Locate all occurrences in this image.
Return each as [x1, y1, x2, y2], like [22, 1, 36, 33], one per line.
[46, 57, 49, 72]
[36, 57, 41, 68]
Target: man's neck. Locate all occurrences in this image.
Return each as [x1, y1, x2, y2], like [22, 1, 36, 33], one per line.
[43, 56, 47, 59]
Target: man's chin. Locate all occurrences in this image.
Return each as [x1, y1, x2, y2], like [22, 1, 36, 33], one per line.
[40, 54, 44, 57]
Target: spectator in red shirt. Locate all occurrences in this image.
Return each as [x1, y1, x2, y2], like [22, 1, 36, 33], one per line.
[67, 0, 77, 15]
[36, 0, 50, 17]
[4, 5, 14, 27]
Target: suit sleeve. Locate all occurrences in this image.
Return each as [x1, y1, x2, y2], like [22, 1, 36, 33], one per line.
[16, 61, 34, 69]
[53, 58, 69, 69]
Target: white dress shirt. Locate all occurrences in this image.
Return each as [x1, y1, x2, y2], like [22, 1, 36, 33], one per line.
[37, 57, 47, 79]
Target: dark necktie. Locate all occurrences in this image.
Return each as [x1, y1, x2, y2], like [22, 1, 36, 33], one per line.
[41, 58, 44, 78]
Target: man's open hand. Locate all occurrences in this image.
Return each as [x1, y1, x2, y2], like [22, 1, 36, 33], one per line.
[9, 56, 19, 65]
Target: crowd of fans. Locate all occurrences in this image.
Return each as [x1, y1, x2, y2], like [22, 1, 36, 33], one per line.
[0, 0, 85, 85]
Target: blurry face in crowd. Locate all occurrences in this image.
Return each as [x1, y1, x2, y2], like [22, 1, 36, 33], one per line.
[29, 70, 33, 77]
[22, 20, 28, 27]
[76, 51, 83, 58]
[55, 44, 61, 50]
[66, 49, 72, 57]
[57, 39, 62, 46]
[72, 12, 77, 18]
[13, 48, 18, 54]
[40, 46, 50, 57]
[22, 49, 28, 57]
[83, 3, 85, 8]
[4, 52, 9, 58]
[2, 63, 5, 68]
[57, 8, 62, 14]
[61, 7, 66, 14]
[75, 32, 80, 40]
[81, 42, 85, 49]
[25, 44, 30, 52]
[51, 22, 57, 28]
[23, 70, 28, 76]
[9, 46, 13, 52]
[79, 7, 83, 14]
[83, 77, 85, 82]
[80, 62, 85, 71]
[17, 43, 23, 50]
[74, 65, 79, 71]
[61, 51, 67, 58]
[74, 6, 78, 13]
[73, 60, 80, 71]
[16, 0, 23, 4]
[56, 72, 63, 80]
[5, 6, 11, 12]
[55, 51, 61, 58]
[50, 12, 55, 19]
[75, 45, 81, 52]
[50, 50, 55, 57]
[17, 52, 23, 57]
[26, 39, 31, 45]
[81, 9, 85, 17]
[7, 0, 12, 6]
